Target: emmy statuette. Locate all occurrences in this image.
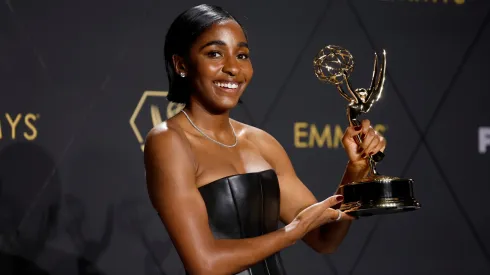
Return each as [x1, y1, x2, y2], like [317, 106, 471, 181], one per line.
[313, 45, 421, 217]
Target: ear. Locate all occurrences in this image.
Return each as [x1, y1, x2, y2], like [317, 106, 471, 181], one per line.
[172, 55, 187, 76]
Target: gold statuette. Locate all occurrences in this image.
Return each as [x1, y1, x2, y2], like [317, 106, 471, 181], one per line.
[313, 45, 421, 217]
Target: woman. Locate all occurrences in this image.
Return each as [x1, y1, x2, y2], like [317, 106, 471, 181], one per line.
[144, 4, 386, 275]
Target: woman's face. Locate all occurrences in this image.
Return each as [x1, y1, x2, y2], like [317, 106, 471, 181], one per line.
[183, 20, 253, 112]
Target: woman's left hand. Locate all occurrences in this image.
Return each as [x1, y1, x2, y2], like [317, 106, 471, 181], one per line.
[341, 119, 386, 167]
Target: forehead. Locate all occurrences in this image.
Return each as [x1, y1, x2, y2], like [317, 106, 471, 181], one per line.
[194, 20, 247, 46]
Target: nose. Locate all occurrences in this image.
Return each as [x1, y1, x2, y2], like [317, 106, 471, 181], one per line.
[222, 57, 240, 76]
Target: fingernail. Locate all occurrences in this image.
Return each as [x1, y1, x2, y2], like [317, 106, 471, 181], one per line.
[336, 195, 344, 202]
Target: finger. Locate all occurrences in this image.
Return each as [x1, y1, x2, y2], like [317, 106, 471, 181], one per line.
[378, 135, 386, 152]
[316, 208, 338, 224]
[328, 195, 344, 207]
[320, 195, 344, 208]
[360, 119, 371, 135]
[368, 137, 385, 156]
[343, 119, 372, 141]
[365, 130, 387, 155]
[359, 127, 376, 154]
[363, 135, 380, 157]
[339, 211, 356, 221]
[326, 208, 355, 222]
[344, 124, 363, 139]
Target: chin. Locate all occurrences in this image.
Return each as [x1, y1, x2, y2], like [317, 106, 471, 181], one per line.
[210, 86, 244, 110]
[212, 96, 240, 112]
[193, 83, 246, 113]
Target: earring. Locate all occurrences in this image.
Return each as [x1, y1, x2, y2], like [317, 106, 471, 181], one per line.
[180, 72, 186, 77]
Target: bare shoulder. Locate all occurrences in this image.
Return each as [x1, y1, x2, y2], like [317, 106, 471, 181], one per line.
[144, 116, 196, 172]
[145, 121, 177, 152]
[146, 118, 179, 142]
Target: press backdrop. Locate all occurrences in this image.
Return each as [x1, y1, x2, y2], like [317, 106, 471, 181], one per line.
[1, 0, 490, 274]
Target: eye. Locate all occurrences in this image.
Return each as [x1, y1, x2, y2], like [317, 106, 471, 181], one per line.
[237, 53, 249, 60]
[207, 51, 222, 58]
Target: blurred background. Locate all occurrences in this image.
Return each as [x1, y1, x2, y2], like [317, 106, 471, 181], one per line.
[1, 0, 489, 274]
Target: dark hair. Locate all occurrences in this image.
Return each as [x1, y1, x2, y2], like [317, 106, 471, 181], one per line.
[164, 4, 246, 104]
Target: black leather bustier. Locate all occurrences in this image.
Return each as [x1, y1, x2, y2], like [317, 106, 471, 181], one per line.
[195, 169, 287, 275]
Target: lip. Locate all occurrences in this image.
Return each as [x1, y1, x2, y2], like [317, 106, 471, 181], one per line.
[213, 80, 243, 94]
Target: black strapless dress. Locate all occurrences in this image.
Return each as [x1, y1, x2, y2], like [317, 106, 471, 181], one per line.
[194, 169, 287, 275]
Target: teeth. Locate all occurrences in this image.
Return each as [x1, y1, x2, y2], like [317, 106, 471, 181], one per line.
[215, 82, 239, 89]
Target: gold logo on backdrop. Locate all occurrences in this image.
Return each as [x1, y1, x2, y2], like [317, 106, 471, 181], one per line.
[294, 122, 387, 149]
[0, 113, 39, 141]
[130, 91, 184, 152]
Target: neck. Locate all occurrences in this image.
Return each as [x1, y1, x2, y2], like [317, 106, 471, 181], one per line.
[183, 101, 232, 133]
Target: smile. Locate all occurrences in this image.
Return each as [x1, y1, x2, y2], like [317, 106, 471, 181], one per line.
[213, 81, 240, 89]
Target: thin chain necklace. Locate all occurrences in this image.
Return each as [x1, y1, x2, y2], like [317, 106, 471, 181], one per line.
[181, 110, 238, 148]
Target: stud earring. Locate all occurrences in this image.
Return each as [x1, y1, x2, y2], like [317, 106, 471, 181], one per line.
[180, 72, 186, 77]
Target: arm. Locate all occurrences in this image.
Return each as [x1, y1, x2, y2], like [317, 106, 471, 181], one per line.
[144, 124, 299, 275]
[315, 119, 386, 252]
[251, 119, 385, 254]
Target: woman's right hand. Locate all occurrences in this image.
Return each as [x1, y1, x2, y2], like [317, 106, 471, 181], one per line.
[285, 195, 354, 241]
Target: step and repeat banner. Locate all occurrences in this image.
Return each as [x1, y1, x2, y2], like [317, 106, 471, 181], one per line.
[1, 0, 489, 274]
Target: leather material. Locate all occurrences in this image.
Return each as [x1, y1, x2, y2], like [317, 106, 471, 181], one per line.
[190, 169, 287, 275]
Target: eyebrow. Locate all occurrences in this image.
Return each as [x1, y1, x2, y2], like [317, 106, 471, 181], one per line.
[199, 40, 249, 50]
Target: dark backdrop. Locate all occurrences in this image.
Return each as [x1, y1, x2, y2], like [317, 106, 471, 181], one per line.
[1, 0, 490, 274]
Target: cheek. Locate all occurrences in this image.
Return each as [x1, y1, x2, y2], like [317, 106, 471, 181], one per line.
[248, 65, 254, 78]
[194, 59, 221, 78]
[189, 61, 221, 90]
[243, 63, 253, 80]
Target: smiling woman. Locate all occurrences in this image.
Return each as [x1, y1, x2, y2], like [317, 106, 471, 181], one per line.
[163, 5, 251, 108]
[144, 4, 387, 275]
